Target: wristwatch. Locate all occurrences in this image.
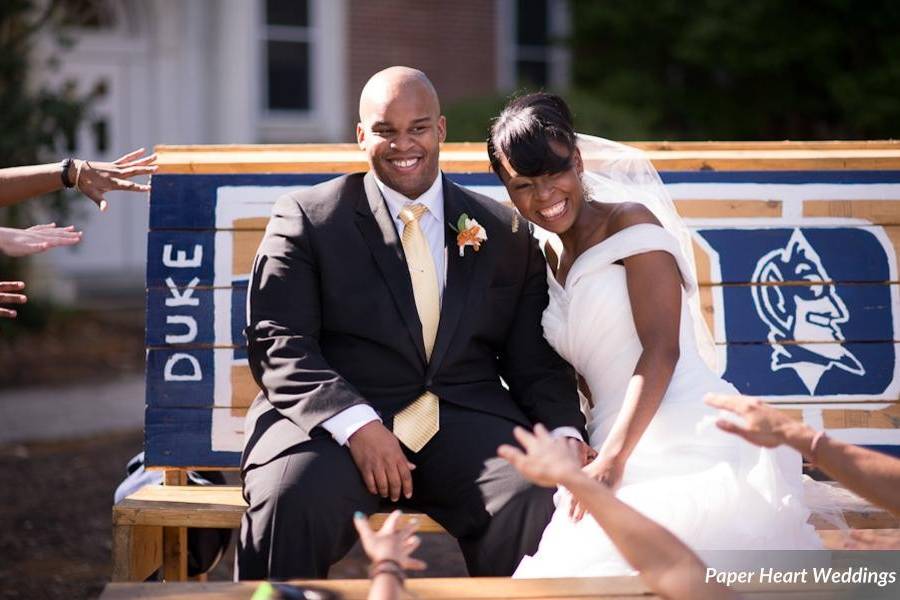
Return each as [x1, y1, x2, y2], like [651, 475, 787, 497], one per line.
[60, 158, 75, 188]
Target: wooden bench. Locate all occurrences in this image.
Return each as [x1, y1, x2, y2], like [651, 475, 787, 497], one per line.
[113, 141, 900, 582]
[99, 575, 870, 599]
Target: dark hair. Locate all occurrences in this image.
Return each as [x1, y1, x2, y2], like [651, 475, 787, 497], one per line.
[487, 92, 576, 179]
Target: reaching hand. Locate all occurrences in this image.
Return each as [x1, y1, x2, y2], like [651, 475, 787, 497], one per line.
[0, 281, 26, 318]
[0, 224, 82, 257]
[704, 393, 792, 448]
[353, 510, 427, 572]
[569, 453, 626, 521]
[74, 148, 157, 211]
[497, 424, 582, 488]
[347, 421, 416, 501]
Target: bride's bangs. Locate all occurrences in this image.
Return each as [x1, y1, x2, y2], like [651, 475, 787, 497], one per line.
[501, 123, 573, 178]
[489, 92, 577, 178]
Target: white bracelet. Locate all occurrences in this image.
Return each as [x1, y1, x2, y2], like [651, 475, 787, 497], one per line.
[74, 160, 88, 191]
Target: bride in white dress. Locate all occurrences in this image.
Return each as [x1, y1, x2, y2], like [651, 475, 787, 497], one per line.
[486, 93, 823, 577]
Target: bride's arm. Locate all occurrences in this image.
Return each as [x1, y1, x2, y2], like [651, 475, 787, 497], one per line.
[584, 208, 683, 492]
[593, 248, 682, 476]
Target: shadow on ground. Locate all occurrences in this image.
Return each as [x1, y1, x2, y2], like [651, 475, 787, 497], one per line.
[0, 431, 466, 600]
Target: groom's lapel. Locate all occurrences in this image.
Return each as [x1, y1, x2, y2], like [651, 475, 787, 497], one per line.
[355, 172, 427, 364]
[428, 176, 480, 377]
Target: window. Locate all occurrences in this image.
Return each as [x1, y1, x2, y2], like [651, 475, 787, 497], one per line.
[516, 0, 550, 87]
[263, 0, 311, 112]
[499, 0, 569, 90]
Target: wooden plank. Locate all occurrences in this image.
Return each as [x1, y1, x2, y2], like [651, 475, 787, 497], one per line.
[152, 143, 900, 174]
[804, 200, 900, 224]
[818, 528, 900, 550]
[145, 225, 900, 287]
[143, 402, 900, 471]
[822, 403, 900, 429]
[146, 281, 898, 348]
[147, 169, 900, 231]
[145, 347, 900, 409]
[162, 525, 187, 582]
[155, 141, 900, 153]
[230, 364, 256, 416]
[101, 576, 658, 599]
[114, 485, 447, 533]
[145, 407, 241, 468]
[675, 199, 782, 219]
[111, 524, 162, 582]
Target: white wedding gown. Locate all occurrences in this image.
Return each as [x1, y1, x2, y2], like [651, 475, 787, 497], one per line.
[514, 223, 822, 578]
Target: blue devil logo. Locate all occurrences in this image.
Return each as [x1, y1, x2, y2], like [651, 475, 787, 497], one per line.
[750, 229, 865, 393]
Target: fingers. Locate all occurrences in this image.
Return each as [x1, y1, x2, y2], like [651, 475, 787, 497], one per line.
[353, 511, 373, 539]
[574, 502, 587, 522]
[113, 148, 148, 164]
[704, 393, 749, 414]
[399, 462, 414, 500]
[386, 464, 403, 502]
[405, 557, 428, 571]
[127, 152, 158, 167]
[380, 509, 402, 533]
[362, 469, 378, 496]
[497, 443, 524, 464]
[373, 466, 390, 498]
[511, 426, 537, 451]
[0, 281, 25, 292]
[715, 418, 754, 442]
[0, 307, 18, 318]
[0, 293, 27, 304]
[110, 177, 151, 192]
[117, 165, 158, 178]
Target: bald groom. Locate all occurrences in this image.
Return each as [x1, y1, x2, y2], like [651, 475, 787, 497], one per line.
[238, 67, 586, 579]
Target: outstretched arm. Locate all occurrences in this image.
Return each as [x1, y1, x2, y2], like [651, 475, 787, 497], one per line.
[499, 425, 734, 600]
[0, 149, 156, 209]
[0, 224, 81, 257]
[705, 393, 900, 516]
[354, 510, 427, 600]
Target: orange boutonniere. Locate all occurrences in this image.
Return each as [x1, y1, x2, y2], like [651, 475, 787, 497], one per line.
[451, 213, 487, 257]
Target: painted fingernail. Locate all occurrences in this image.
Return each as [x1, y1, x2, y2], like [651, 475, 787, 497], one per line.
[354, 511, 364, 519]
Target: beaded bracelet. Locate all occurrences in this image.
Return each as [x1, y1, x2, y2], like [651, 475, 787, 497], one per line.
[369, 559, 405, 584]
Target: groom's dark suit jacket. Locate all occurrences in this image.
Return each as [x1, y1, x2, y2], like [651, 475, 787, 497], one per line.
[242, 171, 584, 471]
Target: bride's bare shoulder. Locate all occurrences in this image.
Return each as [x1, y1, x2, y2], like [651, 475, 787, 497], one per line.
[606, 202, 661, 236]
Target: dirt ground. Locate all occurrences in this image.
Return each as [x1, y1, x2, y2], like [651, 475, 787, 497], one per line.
[0, 309, 145, 390]
[0, 430, 467, 600]
[0, 308, 469, 599]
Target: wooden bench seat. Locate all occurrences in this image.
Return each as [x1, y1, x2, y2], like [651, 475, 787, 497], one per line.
[111, 483, 900, 582]
[100, 574, 882, 599]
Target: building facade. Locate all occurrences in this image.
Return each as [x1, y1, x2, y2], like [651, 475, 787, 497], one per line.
[30, 0, 569, 302]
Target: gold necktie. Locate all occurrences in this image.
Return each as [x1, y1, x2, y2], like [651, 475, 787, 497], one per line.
[392, 204, 441, 452]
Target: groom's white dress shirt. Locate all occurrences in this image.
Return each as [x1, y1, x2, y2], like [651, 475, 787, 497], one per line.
[320, 173, 581, 445]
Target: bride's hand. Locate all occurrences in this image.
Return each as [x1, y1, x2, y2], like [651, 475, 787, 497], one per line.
[569, 454, 625, 522]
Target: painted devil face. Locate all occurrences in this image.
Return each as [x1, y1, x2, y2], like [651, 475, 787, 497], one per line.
[751, 230, 864, 393]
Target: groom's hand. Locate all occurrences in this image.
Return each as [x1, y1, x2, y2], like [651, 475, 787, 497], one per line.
[348, 421, 416, 501]
[565, 437, 597, 467]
